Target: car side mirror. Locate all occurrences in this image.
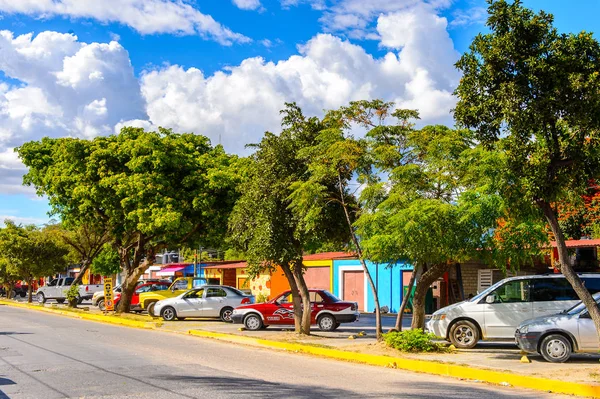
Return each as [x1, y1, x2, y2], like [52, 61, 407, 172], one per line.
[485, 295, 496, 304]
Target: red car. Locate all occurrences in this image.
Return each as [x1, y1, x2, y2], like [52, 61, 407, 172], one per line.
[113, 282, 171, 311]
[231, 289, 359, 331]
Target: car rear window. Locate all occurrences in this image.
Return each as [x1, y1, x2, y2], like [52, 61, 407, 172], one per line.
[320, 290, 340, 302]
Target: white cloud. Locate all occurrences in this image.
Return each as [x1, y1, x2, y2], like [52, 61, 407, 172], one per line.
[0, 214, 51, 226]
[449, 6, 487, 28]
[139, 6, 459, 154]
[281, 0, 453, 39]
[0, 31, 146, 194]
[232, 0, 263, 11]
[0, 0, 249, 45]
[0, 3, 461, 196]
[0, 148, 34, 195]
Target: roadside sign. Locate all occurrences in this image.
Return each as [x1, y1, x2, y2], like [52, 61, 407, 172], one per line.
[104, 278, 114, 311]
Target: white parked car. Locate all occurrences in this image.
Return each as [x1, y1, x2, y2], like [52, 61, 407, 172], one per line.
[154, 285, 254, 322]
[426, 274, 600, 348]
[36, 277, 103, 304]
[516, 292, 600, 362]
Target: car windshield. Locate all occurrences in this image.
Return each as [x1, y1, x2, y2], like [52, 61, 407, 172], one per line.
[565, 292, 600, 315]
[469, 280, 507, 302]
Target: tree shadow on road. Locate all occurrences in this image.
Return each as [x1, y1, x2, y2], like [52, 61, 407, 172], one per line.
[0, 332, 32, 336]
[154, 374, 367, 398]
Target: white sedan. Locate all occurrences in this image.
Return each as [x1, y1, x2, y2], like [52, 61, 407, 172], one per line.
[153, 285, 254, 322]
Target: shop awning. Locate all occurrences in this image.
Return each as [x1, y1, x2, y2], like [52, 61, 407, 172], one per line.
[156, 265, 187, 276]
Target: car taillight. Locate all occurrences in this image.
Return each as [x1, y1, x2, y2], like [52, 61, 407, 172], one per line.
[351, 303, 357, 311]
[241, 297, 251, 304]
[86, 286, 89, 292]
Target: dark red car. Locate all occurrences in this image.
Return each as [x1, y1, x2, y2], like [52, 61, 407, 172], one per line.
[231, 289, 359, 331]
[112, 281, 170, 311]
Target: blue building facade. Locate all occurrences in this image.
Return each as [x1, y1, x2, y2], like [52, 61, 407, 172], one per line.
[332, 259, 413, 313]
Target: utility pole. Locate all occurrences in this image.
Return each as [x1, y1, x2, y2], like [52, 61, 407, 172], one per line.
[193, 249, 198, 277]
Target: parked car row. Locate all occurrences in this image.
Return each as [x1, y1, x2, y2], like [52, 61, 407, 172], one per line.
[88, 276, 361, 331]
[427, 274, 600, 362]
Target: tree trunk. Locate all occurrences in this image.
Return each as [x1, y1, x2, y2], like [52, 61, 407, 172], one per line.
[6, 282, 14, 299]
[411, 263, 451, 330]
[394, 264, 420, 331]
[280, 262, 304, 334]
[72, 260, 91, 286]
[337, 173, 382, 339]
[116, 267, 146, 313]
[27, 276, 33, 303]
[292, 261, 311, 335]
[540, 200, 600, 338]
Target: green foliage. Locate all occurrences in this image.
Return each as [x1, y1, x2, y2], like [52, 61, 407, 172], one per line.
[223, 248, 247, 261]
[66, 283, 80, 306]
[454, 0, 600, 207]
[0, 220, 70, 282]
[229, 103, 349, 278]
[90, 245, 121, 276]
[355, 110, 544, 276]
[18, 127, 243, 310]
[384, 329, 447, 353]
[255, 293, 269, 303]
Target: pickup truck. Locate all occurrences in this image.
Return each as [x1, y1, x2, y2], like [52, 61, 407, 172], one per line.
[36, 277, 103, 304]
[139, 277, 208, 316]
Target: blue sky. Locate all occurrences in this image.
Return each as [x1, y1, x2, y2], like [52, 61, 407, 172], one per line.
[0, 0, 598, 226]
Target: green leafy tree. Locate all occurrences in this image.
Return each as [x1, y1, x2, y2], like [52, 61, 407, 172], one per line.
[454, 0, 600, 335]
[18, 127, 242, 312]
[0, 221, 70, 303]
[229, 104, 349, 335]
[46, 223, 111, 285]
[0, 254, 22, 299]
[288, 101, 387, 339]
[90, 245, 122, 279]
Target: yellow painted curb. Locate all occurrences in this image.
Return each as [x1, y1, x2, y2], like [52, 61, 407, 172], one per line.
[188, 330, 600, 398]
[0, 299, 159, 329]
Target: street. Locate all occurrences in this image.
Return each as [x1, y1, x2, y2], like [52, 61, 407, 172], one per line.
[0, 305, 572, 399]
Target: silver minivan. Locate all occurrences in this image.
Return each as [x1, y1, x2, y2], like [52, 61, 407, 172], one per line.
[425, 274, 600, 348]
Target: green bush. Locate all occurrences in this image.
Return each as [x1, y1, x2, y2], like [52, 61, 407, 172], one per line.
[384, 329, 447, 353]
[66, 284, 80, 307]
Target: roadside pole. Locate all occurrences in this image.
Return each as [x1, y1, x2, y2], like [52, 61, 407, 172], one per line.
[103, 277, 114, 312]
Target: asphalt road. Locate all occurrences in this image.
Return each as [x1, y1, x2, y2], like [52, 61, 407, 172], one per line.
[0, 305, 571, 399]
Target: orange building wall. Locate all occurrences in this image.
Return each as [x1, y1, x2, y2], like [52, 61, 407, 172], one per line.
[268, 266, 291, 300]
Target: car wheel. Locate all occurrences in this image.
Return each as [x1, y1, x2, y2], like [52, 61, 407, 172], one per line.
[98, 299, 106, 311]
[317, 314, 336, 332]
[10, 290, 17, 299]
[147, 302, 157, 317]
[449, 320, 480, 349]
[77, 295, 83, 305]
[56, 299, 65, 304]
[244, 314, 263, 331]
[161, 306, 177, 321]
[540, 334, 572, 363]
[37, 292, 46, 304]
[220, 307, 234, 323]
[19, 291, 26, 298]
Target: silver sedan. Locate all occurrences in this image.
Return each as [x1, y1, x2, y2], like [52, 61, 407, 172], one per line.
[154, 285, 254, 322]
[515, 292, 600, 362]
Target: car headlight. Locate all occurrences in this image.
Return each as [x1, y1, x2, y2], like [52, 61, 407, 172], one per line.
[232, 309, 240, 314]
[518, 325, 529, 334]
[432, 313, 446, 321]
